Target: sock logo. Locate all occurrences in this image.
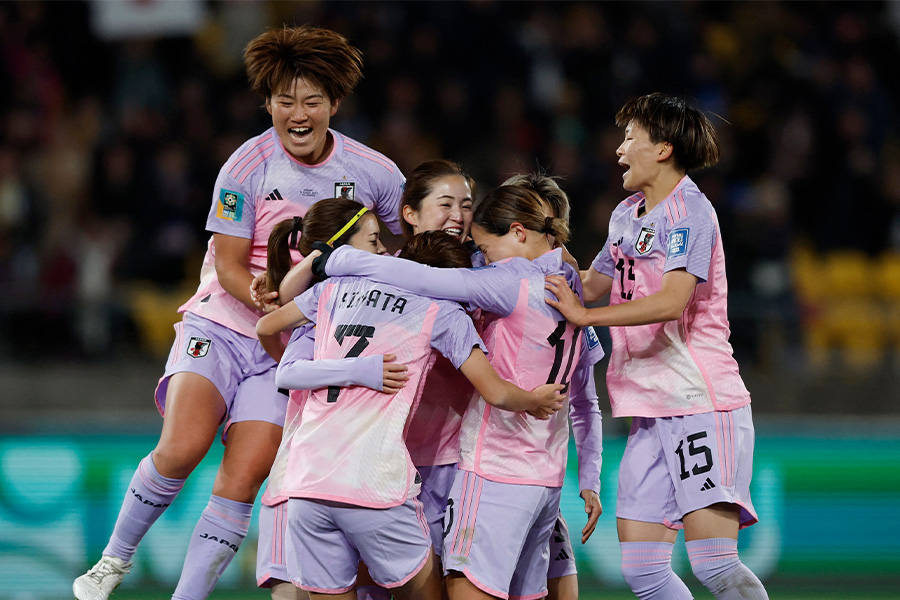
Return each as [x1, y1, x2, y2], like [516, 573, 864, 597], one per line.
[264, 189, 284, 202]
[130, 488, 170, 508]
[199, 533, 240, 552]
[700, 477, 716, 491]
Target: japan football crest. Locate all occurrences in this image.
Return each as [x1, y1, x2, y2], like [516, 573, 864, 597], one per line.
[635, 226, 655, 255]
[186, 337, 211, 359]
[335, 181, 356, 200]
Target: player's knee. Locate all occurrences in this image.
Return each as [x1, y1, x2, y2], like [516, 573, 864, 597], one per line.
[687, 539, 767, 599]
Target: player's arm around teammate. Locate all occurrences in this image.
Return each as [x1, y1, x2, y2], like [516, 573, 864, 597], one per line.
[547, 93, 768, 600]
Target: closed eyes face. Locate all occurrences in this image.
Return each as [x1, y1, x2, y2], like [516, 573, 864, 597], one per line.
[403, 175, 474, 240]
[470, 223, 521, 264]
[347, 213, 386, 255]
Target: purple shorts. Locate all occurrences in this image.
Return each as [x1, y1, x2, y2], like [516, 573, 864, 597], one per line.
[616, 405, 758, 530]
[416, 463, 458, 557]
[155, 313, 286, 442]
[286, 497, 431, 593]
[256, 501, 290, 588]
[442, 470, 561, 600]
[546, 512, 577, 580]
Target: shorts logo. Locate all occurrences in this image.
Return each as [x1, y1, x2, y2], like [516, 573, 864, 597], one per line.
[668, 228, 689, 258]
[335, 181, 356, 200]
[700, 477, 716, 491]
[634, 226, 655, 255]
[216, 189, 244, 222]
[186, 337, 211, 358]
[584, 326, 601, 350]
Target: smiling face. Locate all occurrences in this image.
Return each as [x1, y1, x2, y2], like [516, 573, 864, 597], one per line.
[402, 175, 473, 241]
[346, 212, 386, 255]
[267, 77, 339, 165]
[616, 121, 670, 193]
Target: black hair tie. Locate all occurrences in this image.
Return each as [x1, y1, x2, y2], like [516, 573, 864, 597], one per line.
[542, 216, 554, 234]
[289, 216, 302, 250]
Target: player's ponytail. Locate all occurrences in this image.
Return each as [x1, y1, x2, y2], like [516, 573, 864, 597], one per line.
[474, 185, 570, 245]
[266, 216, 304, 293]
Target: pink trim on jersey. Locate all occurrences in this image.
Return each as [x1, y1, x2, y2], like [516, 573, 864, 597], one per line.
[677, 189, 688, 217]
[227, 132, 274, 174]
[462, 568, 510, 600]
[682, 234, 722, 408]
[624, 193, 641, 207]
[237, 146, 275, 185]
[228, 136, 275, 182]
[665, 203, 675, 226]
[288, 491, 408, 510]
[343, 138, 396, 173]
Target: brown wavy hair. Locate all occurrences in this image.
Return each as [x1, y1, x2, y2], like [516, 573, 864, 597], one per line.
[473, 185, 570, 245]
[398, 230, 472, 268]
[244, 25, 363, 102]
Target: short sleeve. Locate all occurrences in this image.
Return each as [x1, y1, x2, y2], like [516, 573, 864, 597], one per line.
[372, 169, 406, 235]
[430, 303, 487, 369]
[293, 283, 325, 324]
[591, 238, 616, 278]
[205, 160, 257, 239]
[663, 209, 716, 283]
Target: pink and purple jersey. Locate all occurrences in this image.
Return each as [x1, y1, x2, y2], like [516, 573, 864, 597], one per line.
[591, 175, 750, 418]
[324, 246, 589, 487]
[180, 128, 405, 338]
[279, 276, 484, 508]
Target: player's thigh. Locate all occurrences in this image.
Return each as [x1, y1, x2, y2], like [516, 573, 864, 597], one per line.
[446, 573, 497, 600]
[682, 502, 740, 542]
[617, 517, 679, 544]
[153, 371, 225, 478]
[214, 419, 283, 501]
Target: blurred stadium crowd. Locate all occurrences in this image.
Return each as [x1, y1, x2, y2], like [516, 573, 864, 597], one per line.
[2, 1, 900, 408]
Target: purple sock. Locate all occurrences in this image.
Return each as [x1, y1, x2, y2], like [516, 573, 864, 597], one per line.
[687, 538, 768, 600]
[103, 454, 185, 561]
[172, 495, 253, 600]
[620, 541, 693, 600]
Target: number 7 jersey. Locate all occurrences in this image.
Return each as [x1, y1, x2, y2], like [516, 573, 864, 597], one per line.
[591, 175, 751, 419]
[280, 275, 485, 508]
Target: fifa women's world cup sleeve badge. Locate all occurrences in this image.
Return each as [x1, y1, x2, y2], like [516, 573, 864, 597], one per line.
[635, 226, 656, 255]
[216, 189, 245, 222]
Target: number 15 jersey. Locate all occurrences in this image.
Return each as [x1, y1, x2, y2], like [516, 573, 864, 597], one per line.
[591, 175, 750, 419]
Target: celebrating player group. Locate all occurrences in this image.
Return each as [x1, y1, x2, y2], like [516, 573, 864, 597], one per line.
[73, 24, 768, 600]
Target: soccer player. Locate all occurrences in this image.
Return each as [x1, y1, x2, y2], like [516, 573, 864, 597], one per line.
[545, 93, 768, 600]
[73, 25, 405, 600]
[255, 225, 566, 600]
[502, 172, 604, 600]
[315, 184, 604, 600]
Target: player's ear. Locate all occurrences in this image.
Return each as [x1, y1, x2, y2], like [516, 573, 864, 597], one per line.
[329, 99, 341, 117]
[510, 222, 527, 243]
[657, 141, 673, 162]
[265, 97, 273, 116]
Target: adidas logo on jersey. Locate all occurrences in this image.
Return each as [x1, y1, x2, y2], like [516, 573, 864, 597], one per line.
[264, 189, 284, 202]
[700, 477, 716, 491]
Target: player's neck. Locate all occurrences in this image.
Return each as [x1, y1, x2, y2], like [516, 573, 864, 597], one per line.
[641, 169, 686, 214]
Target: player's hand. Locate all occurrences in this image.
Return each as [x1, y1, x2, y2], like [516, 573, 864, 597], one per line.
[382, 354, 409, 393]
[579, 489, 602, 543]
[250, 273, 281, 313]
[545, 275, 588, 327]
[526, 383, 566, 420]
[311, 242, 334, 279]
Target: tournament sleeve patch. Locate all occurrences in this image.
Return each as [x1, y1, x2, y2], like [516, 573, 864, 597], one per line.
[216, 189, 244, 222]
[584, 326, 601, 350]
[667, 228, 689, 258]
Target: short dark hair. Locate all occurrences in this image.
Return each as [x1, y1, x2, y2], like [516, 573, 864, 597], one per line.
[243, 25, 363, 102]
[615, 93, 719, 172]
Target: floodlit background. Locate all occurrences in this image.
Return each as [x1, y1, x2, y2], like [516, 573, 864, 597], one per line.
[1, 1, 898, 598]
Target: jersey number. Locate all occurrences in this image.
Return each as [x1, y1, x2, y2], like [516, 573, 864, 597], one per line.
[327, 324, 375, 403]
[674, 431, 713, 480]
[546, 320, 581, 391]
[615, 258, 635, 299]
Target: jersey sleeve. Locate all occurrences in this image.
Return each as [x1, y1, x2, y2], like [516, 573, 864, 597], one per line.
[568, 362, 602, 494]
[371, 169, 406, 235]
[205, 156, 258, 239]
[429, 303, 487, 369]
[293, 282, 324, 325]
[663, 209, 716, 283]
[590, 237, 616, 278]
